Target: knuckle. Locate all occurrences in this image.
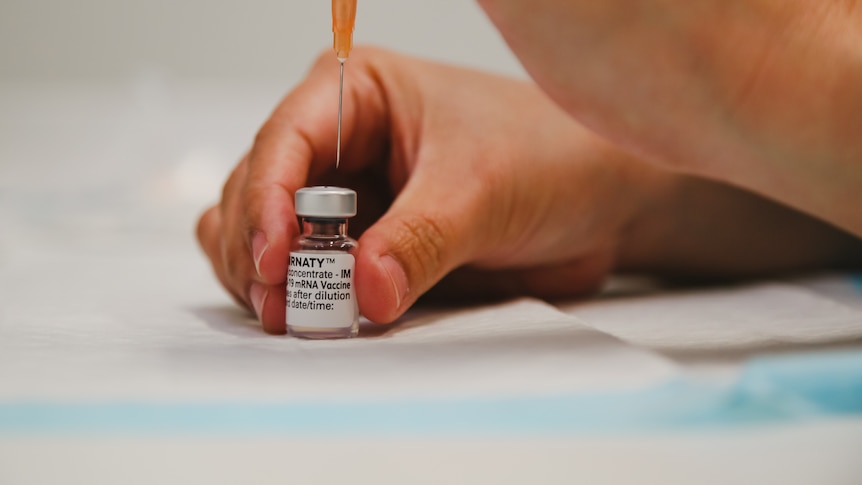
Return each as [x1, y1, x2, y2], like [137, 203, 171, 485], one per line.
[242, 182, 267, 209]
[222, 243, 250, 290]
[251, 120, 280, 154]
[240, 181, 286, 223]
[313, 48, 333, 66]
[195, 206, 218, 246]
[241, 167, 293, 215]
[220, 160, 247, 204]
[392, 214, 452, 281]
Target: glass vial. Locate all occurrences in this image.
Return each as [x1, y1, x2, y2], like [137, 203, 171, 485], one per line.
[286, 186, 359, 339]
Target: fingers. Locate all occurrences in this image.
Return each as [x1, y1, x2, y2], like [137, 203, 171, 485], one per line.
[197, 201, 289, 334]
[196, 47, 393, 333]
[240, 73, 328, 286]
[196, 205, 244, 307]
[242, 49, 390, 281]
[248, 283, 288, 335]
[354, 174, 488, 323]
[237, 50, 392, 334]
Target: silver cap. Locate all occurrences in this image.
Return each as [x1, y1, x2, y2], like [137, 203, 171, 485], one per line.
[295, 186, 357, 218]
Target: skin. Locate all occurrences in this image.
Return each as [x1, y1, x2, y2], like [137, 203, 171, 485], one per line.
[478, 0, 862, 235]
[196, 48, 862, 334]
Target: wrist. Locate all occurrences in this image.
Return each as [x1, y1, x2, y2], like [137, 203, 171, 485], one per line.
[615, 171, 862, 278]
[614, 167, 684, 274]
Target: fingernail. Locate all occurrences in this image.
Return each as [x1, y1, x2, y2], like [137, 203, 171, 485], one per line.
[252, 231, 269, 277]
[249, 283, 268, 321]
[380, 255, 409, 311]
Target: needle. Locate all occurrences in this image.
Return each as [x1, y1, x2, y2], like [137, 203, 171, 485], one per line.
[337, 60, 344, 169]
[332, 0, 356, 169]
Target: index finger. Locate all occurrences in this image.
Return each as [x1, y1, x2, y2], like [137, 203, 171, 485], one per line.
[240, 47, 393, 289]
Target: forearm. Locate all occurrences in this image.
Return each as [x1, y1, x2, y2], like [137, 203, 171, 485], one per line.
[479, 0, 862, 237]
[692, 0, 862, 238]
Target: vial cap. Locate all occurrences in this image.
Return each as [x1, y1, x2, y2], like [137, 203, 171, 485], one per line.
[295, 186, 357, 218]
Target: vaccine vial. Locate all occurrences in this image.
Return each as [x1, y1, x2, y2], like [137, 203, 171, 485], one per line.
[286, 186, 359, 339]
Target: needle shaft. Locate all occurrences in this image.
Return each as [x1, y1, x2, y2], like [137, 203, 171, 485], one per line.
[336, 60, 344, 169]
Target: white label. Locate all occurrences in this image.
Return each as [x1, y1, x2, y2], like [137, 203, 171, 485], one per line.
[286, 252, 357, 328]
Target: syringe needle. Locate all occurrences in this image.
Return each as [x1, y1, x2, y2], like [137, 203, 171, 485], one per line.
[332, 0, 356, 169]
[336, 60, 344, 169]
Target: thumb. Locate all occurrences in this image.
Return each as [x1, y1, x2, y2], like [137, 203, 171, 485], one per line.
[354, 179, 484, 323]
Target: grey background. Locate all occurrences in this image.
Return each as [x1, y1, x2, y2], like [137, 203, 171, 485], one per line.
[0, 0, 525, 81]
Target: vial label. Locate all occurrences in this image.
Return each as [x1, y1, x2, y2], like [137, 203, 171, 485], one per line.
[286, 252, 356, 328]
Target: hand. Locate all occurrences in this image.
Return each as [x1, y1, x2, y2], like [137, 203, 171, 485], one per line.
[196, 47, 862, 334]
[195, 47, 669, 333]
[479, 0, 862, 236]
